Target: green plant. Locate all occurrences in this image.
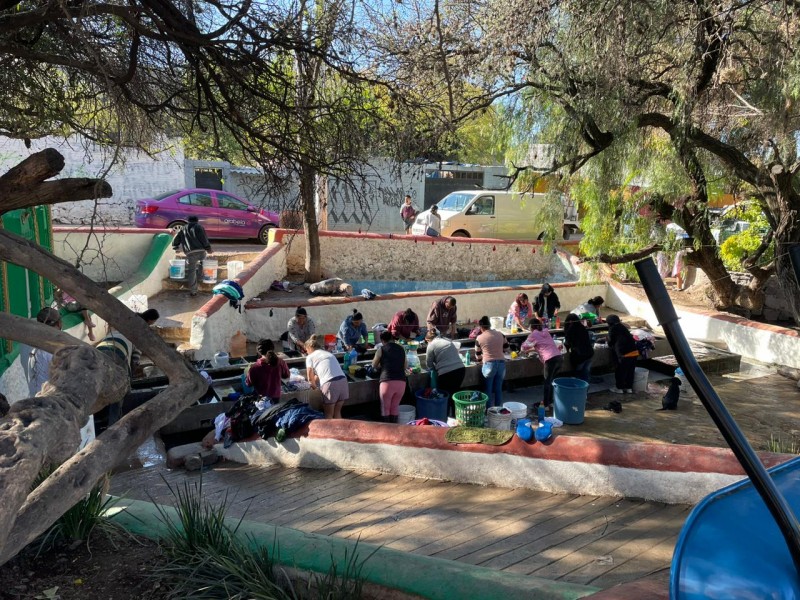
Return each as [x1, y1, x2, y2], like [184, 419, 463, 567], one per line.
[153, 476, 370, 600]
[311, 543, 377, 600]
[32, 468, 123, 554]
[767, 434, 800, 455]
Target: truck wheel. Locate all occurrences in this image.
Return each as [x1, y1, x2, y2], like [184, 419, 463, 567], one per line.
[451, 230, 470, 238]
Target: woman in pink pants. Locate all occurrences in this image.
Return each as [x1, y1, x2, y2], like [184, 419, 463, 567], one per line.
[372, 330, 408, 422]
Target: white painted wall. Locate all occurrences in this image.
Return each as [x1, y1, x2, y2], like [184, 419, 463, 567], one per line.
[325, 160, 426, 233]
[220, 437, 743, 505]
[53, 228, 161, 283]
[606, 282, 800, 369]
[0, 136, 185, 225]
[190, 244, 288, 358]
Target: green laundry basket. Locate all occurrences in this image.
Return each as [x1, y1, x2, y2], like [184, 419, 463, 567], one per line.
[452, 391, 488, 427]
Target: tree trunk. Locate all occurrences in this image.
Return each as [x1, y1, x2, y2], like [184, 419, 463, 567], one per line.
[300, 163, 322, 282]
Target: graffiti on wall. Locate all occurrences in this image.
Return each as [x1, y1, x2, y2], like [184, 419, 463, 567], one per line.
[326, 163, 424, 232]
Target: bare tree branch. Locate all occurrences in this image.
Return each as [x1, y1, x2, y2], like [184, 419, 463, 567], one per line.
[578, 244, 663, 264]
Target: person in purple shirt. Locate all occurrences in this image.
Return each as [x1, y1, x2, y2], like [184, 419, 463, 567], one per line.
[388, 308, 420, 341]
[521, 317, 563, 409]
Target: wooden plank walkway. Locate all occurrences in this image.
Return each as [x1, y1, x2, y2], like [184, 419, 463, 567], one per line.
[111, 463, 691, 590]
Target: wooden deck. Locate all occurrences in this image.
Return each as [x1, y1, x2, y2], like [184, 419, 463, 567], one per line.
[111, 463, 691, 590]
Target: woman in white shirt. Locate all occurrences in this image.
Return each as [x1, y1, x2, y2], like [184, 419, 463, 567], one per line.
[305, 334, 348, 419]
[422, 205, 441, 237]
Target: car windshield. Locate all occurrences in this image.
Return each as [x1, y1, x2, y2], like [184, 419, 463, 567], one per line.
[437, 192, 477, 212]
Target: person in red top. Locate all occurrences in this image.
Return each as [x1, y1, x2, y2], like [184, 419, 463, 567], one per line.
[246, 339, 290, 404]
[388, 308, 420, 341]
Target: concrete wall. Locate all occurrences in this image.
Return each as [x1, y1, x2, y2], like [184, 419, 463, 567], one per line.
[605, 281, 800, 369]
[325, 160, 426, 233]
[190, 243, 287, 358]
[244, 282, 607, 343]
[729, 272, 794, 322]
[278, 230, 579, 282]
[53, 227, 164, 283]
[0, 136, 185, 225]
[219, 420, 792, 505]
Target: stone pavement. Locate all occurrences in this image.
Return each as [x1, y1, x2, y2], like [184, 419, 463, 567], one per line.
[502, 361, 800, 451]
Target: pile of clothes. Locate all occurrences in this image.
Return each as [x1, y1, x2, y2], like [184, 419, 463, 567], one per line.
[212, 394, 322, 447]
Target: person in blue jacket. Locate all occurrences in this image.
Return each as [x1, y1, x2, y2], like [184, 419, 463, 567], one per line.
[338, 309, 369, 354]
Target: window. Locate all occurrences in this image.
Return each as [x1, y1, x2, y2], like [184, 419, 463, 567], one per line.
[217, 194, 249, 211]
[468, 196, 495, 216]
[178, 193, 213, 207]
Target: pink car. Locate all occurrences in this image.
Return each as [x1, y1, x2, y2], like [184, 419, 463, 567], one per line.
[135, 188, 279, 244]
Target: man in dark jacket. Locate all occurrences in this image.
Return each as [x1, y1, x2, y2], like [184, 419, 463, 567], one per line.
[172, 215, 212, 296]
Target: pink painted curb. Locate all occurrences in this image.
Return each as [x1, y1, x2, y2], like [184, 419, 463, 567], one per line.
[299, 419, 790, 476]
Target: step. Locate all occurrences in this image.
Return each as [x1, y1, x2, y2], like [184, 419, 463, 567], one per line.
[162, 279, 219, 292]
[644, 341, 742, 376]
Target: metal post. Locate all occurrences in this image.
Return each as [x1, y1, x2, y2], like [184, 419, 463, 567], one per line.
[634, 257, 800, 574]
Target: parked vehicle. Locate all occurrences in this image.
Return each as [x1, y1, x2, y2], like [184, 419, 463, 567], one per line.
[411, 190, 565, 240]
[134, 188, 279, 244]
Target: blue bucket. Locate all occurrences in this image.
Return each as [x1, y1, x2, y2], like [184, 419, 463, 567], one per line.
[415, 390, 449, 422]
[552, 378, 589, 425]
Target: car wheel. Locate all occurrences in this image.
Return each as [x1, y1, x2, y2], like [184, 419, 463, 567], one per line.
[451, 230, 470, 238]
[258, 224, 275, 245]
[168, 220, 187, 231]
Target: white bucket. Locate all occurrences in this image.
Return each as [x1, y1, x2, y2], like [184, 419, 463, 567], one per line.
[487, 406, 513, 430]
[169, 259, 186, 280]
[503, 401, 528, 429]
[633, 367, 649, 393]
[202, 259, 219, 284]
[212, 352, 229, 368]
[227, 260, 245, 280]
[490, 316, 504, 330]
[398, 405, 416, 424]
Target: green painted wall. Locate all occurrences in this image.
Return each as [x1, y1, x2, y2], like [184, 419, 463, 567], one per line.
[0, 206, 54, 376]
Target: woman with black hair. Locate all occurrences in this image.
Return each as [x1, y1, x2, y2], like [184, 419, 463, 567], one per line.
[388, 308, 420, 341]
[247, 339, 290, 404]
[563, 314, 594, 383]
[571, 296, 605, 323]
[606, 315, 638, 394]
[338, 309, 369, 353]
[533, 283, 561, 323]
[372, 330, 408, 422]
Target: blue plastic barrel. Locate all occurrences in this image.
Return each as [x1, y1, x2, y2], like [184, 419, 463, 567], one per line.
[552, 378, 589, 425]
[415, 390, 449, 421]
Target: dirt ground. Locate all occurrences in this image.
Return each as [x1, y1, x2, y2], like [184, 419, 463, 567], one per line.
[0, 535, 167, 600]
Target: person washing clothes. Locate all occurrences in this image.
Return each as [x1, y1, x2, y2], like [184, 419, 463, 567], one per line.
[372, 330, 408, 423]
[305, 335, 348, 419]
[563, 314, 594, 383]
[427, 296, 457, 338]
[532, 283, 561, 324]
[284, 307, 315, 355]
[388, 308, 420, 341]
[337, 309, 369, 354]
[474, 316, 509, 408]
[171, 215, 212, 297]
[247, 339, 290, 404]
[506, 293, 531, 330]
[571, 296, 604, 323]
[606, 314, 638, 394]
[425, 328, 466, 395]
[521, 318, 563, 410]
